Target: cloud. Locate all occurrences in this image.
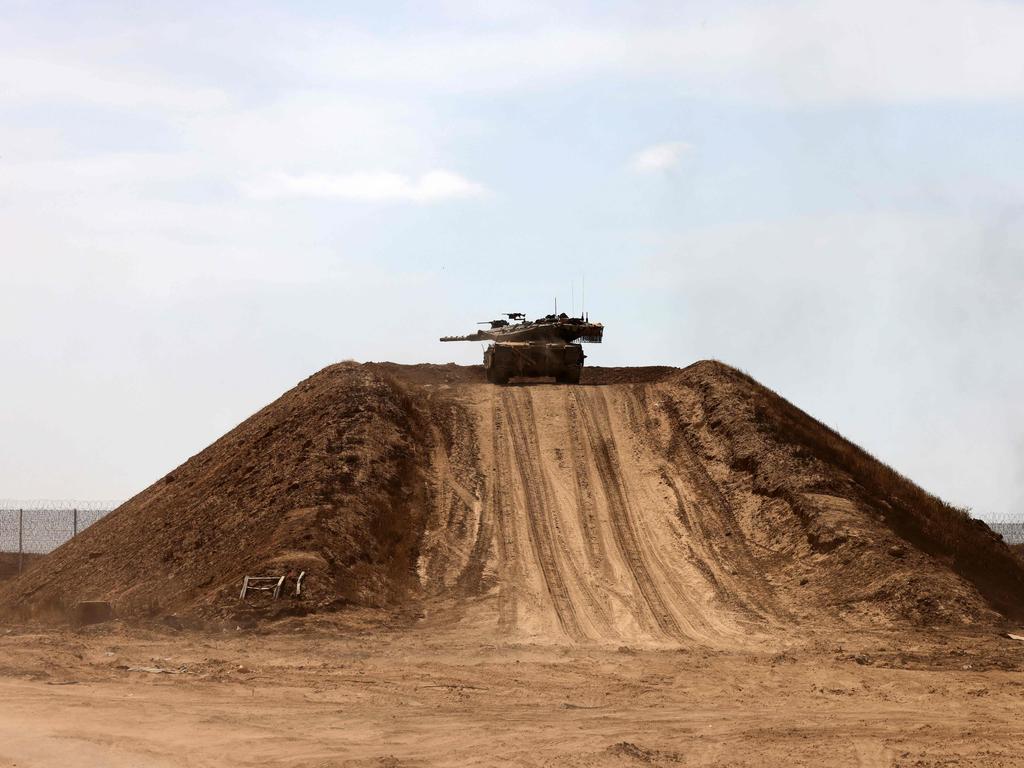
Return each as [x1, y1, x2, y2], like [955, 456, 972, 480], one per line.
[630, 142, 692, 173]
[282, 0, 1024, 104]
[184, 93, 435, 174]
[243, 170, 487, 203]
[641, 211, 1024, 519]
[4, 1, 1024, 109]
[0, 55, 228, 112]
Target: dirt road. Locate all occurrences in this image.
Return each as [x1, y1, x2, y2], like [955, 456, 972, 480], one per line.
[1, 616, 1023, 767]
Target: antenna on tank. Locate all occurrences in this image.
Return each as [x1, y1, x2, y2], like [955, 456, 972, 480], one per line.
[582, 273, 586, 320]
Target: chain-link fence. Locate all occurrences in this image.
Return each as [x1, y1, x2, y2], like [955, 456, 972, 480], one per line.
[988, 520, 1024, 545]
[0, 499, 1018, 579]
[0, 501, 120, 575]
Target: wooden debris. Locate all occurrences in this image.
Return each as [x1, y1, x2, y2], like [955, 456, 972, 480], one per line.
[239, 575, 286, 600]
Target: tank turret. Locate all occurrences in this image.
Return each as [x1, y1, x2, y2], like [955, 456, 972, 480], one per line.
[441, 312, 603, 384]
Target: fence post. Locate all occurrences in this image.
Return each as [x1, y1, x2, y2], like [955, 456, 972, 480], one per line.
[73, 508, 78, 537]
[18, 509, 23, 575]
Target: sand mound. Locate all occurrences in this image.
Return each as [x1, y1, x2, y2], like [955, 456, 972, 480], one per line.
[0, 363, 432, 619]
[3, 360, 1022, 633]
[658, 362, 1024, 625]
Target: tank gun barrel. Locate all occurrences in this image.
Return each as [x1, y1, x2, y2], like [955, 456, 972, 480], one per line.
[440, 332, 489, 342]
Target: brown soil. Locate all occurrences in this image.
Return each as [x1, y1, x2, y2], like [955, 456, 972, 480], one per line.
[2, 360, 1022, 634]
[0, 553, 39, 581]
[4, 360, 1024, 766]
[1, 615, 1024, 767]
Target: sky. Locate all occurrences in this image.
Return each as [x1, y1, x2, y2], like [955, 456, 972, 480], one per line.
[1, 0, 1022, 521]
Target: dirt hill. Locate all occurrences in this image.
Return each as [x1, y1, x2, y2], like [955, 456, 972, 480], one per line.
[3, 360, 1022, 635]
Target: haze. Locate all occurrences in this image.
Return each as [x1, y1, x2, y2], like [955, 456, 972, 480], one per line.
[1, 1, 1022, 521]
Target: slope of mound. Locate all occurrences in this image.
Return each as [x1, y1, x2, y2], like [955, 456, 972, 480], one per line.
[418, 382, 782, 644]
[4, 359, 1022, 631]
[416, 363, 1024, 643]
[655, 362, 1024, 624]
[0, 363, 432, 619]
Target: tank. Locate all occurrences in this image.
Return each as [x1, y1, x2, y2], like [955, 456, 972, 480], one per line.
[441, 312, 604, 384]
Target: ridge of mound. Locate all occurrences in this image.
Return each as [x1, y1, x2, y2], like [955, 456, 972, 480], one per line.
[3, 359, 1022, 631]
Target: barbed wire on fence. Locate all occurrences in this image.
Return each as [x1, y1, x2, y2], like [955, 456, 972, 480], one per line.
[988, 523, 1024, 545]
[0, 509, 109, 554]
[1, 500, 1019, 560]
[974, 512, 1024, 545]
[0, 499, 122, 513]
[0, 502, 122, 560]
[980, 512, 1024, 524]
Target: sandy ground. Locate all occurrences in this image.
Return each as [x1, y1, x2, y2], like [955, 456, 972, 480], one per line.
[1, 612, 1024, 767]
[418, 383, 782, 647]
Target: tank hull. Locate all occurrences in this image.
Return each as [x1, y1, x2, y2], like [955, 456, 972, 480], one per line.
[484, 342, 583, 384]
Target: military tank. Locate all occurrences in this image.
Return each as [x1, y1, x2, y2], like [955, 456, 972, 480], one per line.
[441, 312, 604, 384]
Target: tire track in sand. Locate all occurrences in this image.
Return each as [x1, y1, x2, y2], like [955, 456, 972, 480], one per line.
[425, 383, 756, 645]
[497, 387, 598, 638]
[567, 387, 685, 639]
[614, 385, 768, 621]
[646, 386, 786, 622]
[508, 388, 617, 639]
[594, 386, 762, 636]
[489, 390, 521, 636]
[494, 388, 585, 640]
[570, 387, 746, 641]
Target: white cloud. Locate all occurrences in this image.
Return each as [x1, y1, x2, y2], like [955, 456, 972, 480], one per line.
[630, 142, 692, 173]
[641, 211, 1024, 518]
[0, 55, 228, 112]
[183, 94, 435, 175]
[4, 1, 1024, 111]
[244, 170, 487, 203]
[283, 0, 1024, 104]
